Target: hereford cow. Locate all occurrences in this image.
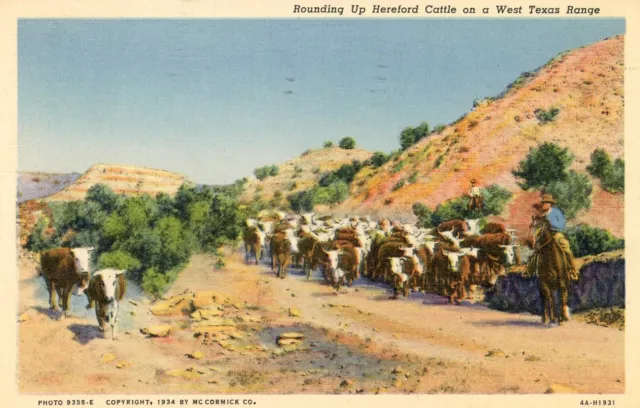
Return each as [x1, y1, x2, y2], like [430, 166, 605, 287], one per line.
[85, 269, 127, 340]
[481, 222, 507, 235]
[39, 247, 94, 318]
[243, 226, 265, 265]
[436, 220, 468, 238]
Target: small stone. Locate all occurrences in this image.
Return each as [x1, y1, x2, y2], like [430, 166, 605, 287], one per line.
[485, 349, 506, 358]
[545, 384, 579, 394]
[18, 310, 37, 322]
[340, 379, 354, 387]
[291, 293, 296, 298]
[115, 361, 130, 369]
[141, 325, 172, 337]
[188, 351, 205, 360]
[99, 353, 117, 364]
[288, 308, 301, 317]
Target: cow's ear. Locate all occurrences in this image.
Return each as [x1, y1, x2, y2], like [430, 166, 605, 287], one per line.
[116, 270, 127, 276]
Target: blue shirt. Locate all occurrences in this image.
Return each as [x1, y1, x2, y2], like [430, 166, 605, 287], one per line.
[546, 206, 566, 232]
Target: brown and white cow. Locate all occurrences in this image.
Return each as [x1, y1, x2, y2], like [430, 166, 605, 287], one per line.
[39, 247, 94, 319]
[85, 269, 127, 340]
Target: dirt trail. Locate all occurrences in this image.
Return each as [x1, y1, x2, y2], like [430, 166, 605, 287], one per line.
[18, 249, 624, 394]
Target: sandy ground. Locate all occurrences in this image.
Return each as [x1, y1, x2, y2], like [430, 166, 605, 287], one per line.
[18, 248, 624, 394]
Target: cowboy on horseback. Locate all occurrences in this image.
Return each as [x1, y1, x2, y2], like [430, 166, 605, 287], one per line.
[466, 179, 484, 212]
[535, 194, 578, 279]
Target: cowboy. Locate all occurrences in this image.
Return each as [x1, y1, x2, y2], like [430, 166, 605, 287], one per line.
[538, 194, 578, 279]
[467, 179, 484, 211]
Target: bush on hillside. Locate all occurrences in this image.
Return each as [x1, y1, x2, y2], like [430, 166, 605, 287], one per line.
[481, 184, 513, 216]
[512, 142, 574, 190]
[587, 149, 625, 194]
[432, 124, 446, 134]
[412, 203, 434, 228]
[323, 141, 333, 148]
[565, 224, 624, 258]
[534, 107, 560, 124]
[370, 152, 390, 168]
[400, 122, 430, 150]
[338, 137, 356, 150]
[253, 165, 279, 181]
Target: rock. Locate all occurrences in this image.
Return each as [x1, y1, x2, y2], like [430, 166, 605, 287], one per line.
[18, 310, 37, 322]
[288, 308, 301, 317]
[141, 325, 172, 337]
[238, 314, 261, 323]
[485, 349, 506, 358]
[340, 379, 354, 387]
[277, 338, 301, 346]
[291, 293, 296, 298]
[198, 317, 236, 327]
[199, 309, 224, 320]
[166, 369, 202, 380]
[229, 332, 244, 340]
[192, 325, 238, 337]
[545, 384, 580, 393]
[115, 361, 130, 369]
[190, 310, 202, 321]
[278, 332, 305, 340]
[99, 353, 116, 363]
[188, 351, 205, 360]
[150, 295, 194, 317]
[193, 291, 228, 308]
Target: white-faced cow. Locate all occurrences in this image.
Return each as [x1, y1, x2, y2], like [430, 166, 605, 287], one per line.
[86, 269, 127, 340]
[39, 247, 94, 319]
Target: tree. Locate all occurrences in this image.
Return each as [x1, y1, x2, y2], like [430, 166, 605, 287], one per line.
[545, 170, 592, 219]
[338, 137, 356, 150]
[587, 149, 624, 193]
[399, 127, 416, 151]
[586, 148, 611, 179]
[413, 122, 430, 144]
[370, 152, 389, 168]
[86, 184, 120, 213]
[512, 142, 574, 190]
[323, 141, 333, 148]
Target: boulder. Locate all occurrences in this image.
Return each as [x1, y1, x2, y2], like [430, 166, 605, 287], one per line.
[278, 332, 305, 340]
[141, 325, 172, 337]
[150, 295, 194, 317]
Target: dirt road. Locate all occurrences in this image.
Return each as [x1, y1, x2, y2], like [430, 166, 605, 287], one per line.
[18, 249, 624, 394]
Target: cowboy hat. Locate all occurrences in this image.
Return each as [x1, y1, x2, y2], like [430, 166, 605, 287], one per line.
[470, 179, 478, 185]
[540, 193, 556, 204]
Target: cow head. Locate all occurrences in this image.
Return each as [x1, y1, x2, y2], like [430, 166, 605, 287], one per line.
[245, 218, 258, 228]
[321, 247, 343, 271]
[440, 230, 460, 249]
[284, 229, 300, 253]
[460, 247, 480, 259]
[499, 245, 518, 266]
[93, 269, 127, 305]
[465, 219, 481, 236]
[70, 247, 94, 295]
[444, 251, 463, 273]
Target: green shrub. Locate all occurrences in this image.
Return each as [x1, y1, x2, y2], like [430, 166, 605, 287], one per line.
[565, 224, 624, 257]
[432, 124, 446, 134]
[534, 107, 560, 124]
[408, 172, 418, 184]
[98, 250, 141, 270]
[26, 217, 55, 252]
[400, 122, 430, 150]
[512, 142, 574, 190]
[587, 149, 624, 193]
[392, 161, 405, 173]
[412, 203, 434, 228]
[434, 155, 445, 168]
[286, 181, 297, 191]
[370, 152, 389, 168]
[312, 167, 321, 174]
[323, 141, 333, 148]
[338, 137, 356, 150]
[141, 267, 176, 300]
[392, 179, 406, 191]
[481, 184, 513, 217]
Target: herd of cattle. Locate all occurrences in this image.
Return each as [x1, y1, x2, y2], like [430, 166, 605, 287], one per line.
[243, 211, 522, 303]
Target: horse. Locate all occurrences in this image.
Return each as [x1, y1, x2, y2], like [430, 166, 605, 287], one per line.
[527, 215, 572, 325]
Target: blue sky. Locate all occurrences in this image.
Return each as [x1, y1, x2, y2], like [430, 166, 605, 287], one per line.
[18, 19, 625, 184]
